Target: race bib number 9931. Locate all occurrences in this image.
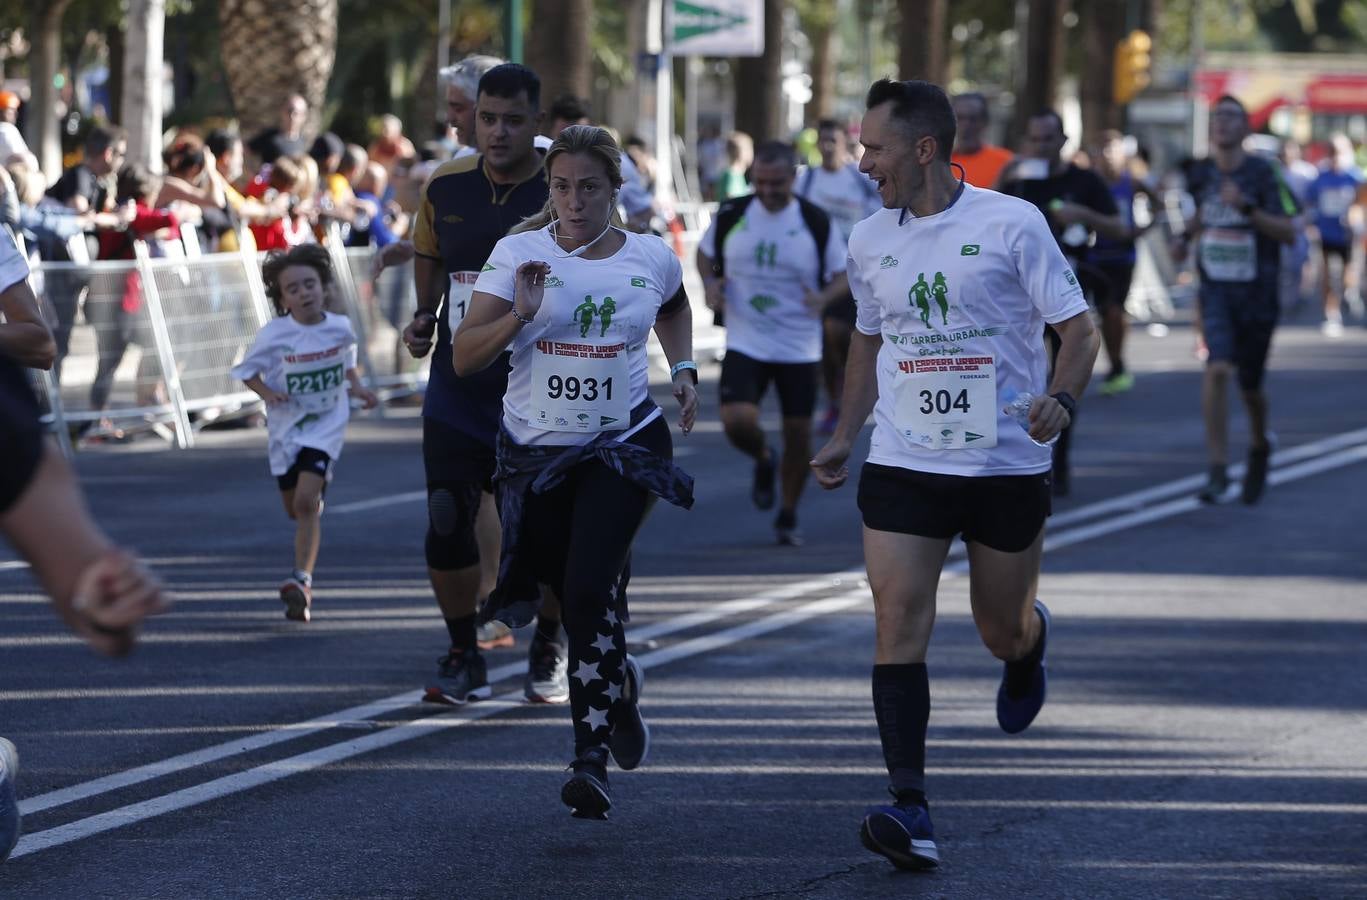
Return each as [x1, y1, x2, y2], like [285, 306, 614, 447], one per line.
[529, 339, 630, 433]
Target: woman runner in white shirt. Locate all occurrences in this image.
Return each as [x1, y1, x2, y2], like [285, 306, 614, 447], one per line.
[454, 125, 698, 819]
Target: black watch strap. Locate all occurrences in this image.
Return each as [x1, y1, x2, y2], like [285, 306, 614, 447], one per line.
[1050, 391, 1077, 416]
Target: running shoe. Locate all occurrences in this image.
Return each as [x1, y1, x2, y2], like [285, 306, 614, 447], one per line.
[751, 452, 776, 510]
[279, 578, 312, 622]
[525, 632, 570, 704]
[561, 747, 612, 819]
[1099, 371, 1135, 396]
[774, 509, 803, 546]
[1242, 443, 1272, 505]
[1322, 318, 1345, 338]
[476, 620, 515, 650]
[609, 654, 649, 771]
[1197, 464, 1230, 504]
[423, 649, 492, 705]
[1, 737, 19, 863]
[997, 600, 1050, 734]
[859, 797, 939, 870]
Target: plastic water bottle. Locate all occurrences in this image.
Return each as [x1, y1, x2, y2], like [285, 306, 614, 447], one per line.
[1005, 392, 1057, 447]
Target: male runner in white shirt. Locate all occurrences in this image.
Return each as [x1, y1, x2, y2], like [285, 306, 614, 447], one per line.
[811, 79, 1098, 871]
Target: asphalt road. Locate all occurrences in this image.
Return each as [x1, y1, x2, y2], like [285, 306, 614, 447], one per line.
[1, 318, 1365, 899]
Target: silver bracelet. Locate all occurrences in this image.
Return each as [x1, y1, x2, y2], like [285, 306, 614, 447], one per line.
[511, 307, 535, 326]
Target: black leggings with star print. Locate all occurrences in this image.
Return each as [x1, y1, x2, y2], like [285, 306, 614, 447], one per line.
[518, 415, 671, 754]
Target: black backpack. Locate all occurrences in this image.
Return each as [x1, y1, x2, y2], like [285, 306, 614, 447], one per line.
[709, 194, 833, 287]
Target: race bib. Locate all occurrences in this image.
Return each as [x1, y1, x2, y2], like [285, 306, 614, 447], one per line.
[283, 356, 345, 413]
[528, 339, 631, 433]
[892, 355, 997, 450]
[447, 270, 479, 323]
[1199, 228, 1256, 282]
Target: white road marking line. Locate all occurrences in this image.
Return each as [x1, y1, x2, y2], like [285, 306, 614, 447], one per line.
[17, 568, 857, 817]
[326, 489, 426, 515]
[10, 587, 874, 859]
[9, 430, 1367, 855]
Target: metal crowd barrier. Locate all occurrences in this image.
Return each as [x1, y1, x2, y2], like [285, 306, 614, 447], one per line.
[27, 235, 431, 450]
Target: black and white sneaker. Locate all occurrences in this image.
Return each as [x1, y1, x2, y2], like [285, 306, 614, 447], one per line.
[561, 747, 612, 820]
[609, 654, 649, 771]
[423, 649, 492, 705]
[774, 509, 802, 546]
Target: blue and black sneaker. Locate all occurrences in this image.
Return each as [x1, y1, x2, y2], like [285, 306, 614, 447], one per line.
[859, 793, 939, 870]
[997, 599, 1050, 734]
[1, 737, 20, 863]
[561, 747, 611, 820]
[609, 654, 649, 771]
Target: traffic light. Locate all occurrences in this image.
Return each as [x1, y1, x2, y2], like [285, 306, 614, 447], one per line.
[1113, 30, 1152, 106]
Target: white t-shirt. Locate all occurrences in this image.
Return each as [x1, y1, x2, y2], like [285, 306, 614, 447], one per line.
[701, 197, 848, 364]
[474, 226, 683, 446]
[849, 183, 1088, 476]
[0, 227, 30, 293]
[231, 312, 359, 476]
[795, 163, 882, 240]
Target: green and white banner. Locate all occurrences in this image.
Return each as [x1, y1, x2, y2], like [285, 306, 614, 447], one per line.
[666, 0, 764, 57]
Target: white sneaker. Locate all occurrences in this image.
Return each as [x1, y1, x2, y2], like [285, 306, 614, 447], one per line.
[1322, 319, 1345, 338]
[1, 736, 20, 862]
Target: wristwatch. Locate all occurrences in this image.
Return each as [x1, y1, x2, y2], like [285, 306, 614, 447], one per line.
[1050, 391, 1077, 417]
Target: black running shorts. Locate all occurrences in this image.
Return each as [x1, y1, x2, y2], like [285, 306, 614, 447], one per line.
[277, 447, 333, 492]
[422, 416, 496, 492]
[1199, 283, 1278, 392]
[718, 349, 819, 419]
[0, 355, 44, 515]
[857, 462, 1052, 554]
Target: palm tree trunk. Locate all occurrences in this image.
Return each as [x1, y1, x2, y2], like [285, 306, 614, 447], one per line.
[897, 0, 947, 84]
[734, 0, 784, 142]
[218, 0, 338, 141]
[806, 12, 837, 125]
[527, 0, 593, 110]
[28, 0, 75, 181]
[1080, 0, 1127, 145]
[1017, 0, 1069, 142]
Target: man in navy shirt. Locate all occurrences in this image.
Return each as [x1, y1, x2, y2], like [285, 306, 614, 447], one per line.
[406, 64, 567, 706]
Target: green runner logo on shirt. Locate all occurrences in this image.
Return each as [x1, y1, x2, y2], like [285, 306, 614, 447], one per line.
[572, 294, 617, 337]
[960, 244, 980, 256]
[754, 241, 778, 268]
[909, 272, 952, 328]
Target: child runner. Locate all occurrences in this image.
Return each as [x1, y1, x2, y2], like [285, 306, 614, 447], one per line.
[232, 244, 377, 621]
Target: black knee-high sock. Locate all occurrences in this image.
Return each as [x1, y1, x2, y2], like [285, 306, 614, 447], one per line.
[872, 664, 930, 805]
[444, 614, 476, 653]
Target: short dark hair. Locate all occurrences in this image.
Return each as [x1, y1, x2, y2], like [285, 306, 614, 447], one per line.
[1029, 109, 1066, 138]
[310, 132, 344, 166]
[865, 79, 956, 162]
[478, 63, 541, 111]
[115, 163, 158, 204]
[548, 94, 591, 124]
[753, 140, 798, 169]
[952, 92, 989, 119]
[1214, 94, 1248, 118]
[86, 125, 126, 153]
[205, 128, 240, 158]
[816, 118, 844, 135]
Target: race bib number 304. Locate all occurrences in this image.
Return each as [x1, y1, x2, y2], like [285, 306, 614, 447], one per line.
[529, 339, 630, 433]
[892, 355, 997, 450]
